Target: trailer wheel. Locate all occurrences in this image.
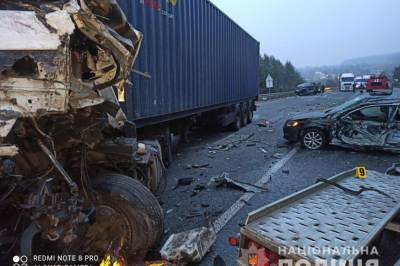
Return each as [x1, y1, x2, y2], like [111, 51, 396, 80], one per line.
[247, 110, 254, 124]
[241, 107, 248, 127]
[91, 173, 164, 255]
[162, 128, 173, 167]
[231, 112, 242, 131]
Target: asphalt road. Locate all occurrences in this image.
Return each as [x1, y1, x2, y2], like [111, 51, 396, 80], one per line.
[157, 91, 400, 265]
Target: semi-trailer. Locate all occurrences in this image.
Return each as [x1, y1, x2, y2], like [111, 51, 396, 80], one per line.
[118, 0, 260, 164]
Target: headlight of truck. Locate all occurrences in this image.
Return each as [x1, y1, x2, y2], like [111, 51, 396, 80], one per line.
[286, 120, 300, 127]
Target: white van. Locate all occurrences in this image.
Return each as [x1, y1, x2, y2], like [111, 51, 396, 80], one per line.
[339, 73, 355, 91]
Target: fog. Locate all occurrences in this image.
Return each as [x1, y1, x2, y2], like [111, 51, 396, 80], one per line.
[211, 0, 400, 67]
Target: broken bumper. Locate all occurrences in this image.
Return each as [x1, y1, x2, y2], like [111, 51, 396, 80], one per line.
[283, 126, 300, 142]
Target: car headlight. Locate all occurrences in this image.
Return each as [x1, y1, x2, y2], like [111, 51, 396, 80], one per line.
[286, 120, 300, 127]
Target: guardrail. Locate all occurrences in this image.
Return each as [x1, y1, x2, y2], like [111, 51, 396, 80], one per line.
[258, 91, 295, 101]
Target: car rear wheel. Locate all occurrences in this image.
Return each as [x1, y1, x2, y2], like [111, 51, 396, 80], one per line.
[301, 128, 326, 150]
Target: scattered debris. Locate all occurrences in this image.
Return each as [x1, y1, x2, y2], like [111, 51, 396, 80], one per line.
[160, 226, 217, 263]
[257, 119, 272, 128]
[186, 210, 203, 218]
[282, 168, 290, 174]
[386, 163, 400, 176]
[208, 133, 255, 152]
[209, 173, 267, 193]
[177, 177, 194, 186]
[145, 261, 171, 266]
[185, 163, 210, 169]
[271, 152, 283, 159]
[191, 183, 207, 197]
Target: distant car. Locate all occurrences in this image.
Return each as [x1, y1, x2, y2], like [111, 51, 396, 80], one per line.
[283, 91, 400, 151]
[366, 75, 391, 93]
[295, 83, 319, 96]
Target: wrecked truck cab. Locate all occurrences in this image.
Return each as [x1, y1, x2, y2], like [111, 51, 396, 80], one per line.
[0, 0, 164, 262]
[283, 92, 400, 151]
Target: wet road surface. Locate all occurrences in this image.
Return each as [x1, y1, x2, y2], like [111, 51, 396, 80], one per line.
[157, 91, 400, 265]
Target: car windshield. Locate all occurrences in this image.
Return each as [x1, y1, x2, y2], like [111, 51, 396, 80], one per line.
[325, 94, 367, 114]
[341, 77, 354, 82]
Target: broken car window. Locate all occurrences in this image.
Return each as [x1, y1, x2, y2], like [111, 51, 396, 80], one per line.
[348, 106, 389, 122]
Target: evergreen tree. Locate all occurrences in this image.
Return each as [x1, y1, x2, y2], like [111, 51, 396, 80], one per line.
[259, 54, 303, 93]
[394, 66, 400, 80]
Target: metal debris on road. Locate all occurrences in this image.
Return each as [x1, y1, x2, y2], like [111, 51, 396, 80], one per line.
[282, 168, 290, 174]
[257, 119, 272, 128]
[208, 133, 256, 152]
[208, 172, 268, 193]
[160, 226, 217, 263]
[386, 163, 400, 176]
[177, 177, 194, 186]
[271, 153, 283, 159]
[240, 199, 252, 206]
[191, 183, 207, 197]
[185, 163, 210, 169]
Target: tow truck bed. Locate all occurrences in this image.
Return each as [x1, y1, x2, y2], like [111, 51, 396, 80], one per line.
[240, 169, 400, 263]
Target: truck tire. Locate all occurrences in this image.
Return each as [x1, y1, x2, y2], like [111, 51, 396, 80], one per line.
[92, 173, 164, 254]
[231, 112, 242, 131]
[241, 107, 248, 127]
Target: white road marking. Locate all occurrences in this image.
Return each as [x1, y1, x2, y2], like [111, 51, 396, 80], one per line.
[212, 147, 298, 233]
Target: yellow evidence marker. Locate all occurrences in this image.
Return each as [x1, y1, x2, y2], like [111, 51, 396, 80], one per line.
[356, 166, 368, 179]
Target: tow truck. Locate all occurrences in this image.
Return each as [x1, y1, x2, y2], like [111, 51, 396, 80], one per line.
[237, 168, 400, 265]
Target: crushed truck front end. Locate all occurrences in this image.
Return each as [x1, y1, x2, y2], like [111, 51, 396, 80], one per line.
[0, 1, 165, 264]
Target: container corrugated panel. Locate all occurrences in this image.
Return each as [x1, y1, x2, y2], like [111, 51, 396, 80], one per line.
[117, 0, 260, 126]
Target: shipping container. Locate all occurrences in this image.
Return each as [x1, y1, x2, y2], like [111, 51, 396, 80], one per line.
[117, 0, 260, 127]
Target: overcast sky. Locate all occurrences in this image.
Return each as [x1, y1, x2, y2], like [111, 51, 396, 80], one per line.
[211, 0, 400, 67]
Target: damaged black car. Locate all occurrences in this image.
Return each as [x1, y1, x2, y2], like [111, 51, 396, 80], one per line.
[283, 91, 400, 151]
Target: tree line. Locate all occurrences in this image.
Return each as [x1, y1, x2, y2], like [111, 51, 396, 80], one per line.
[394, 66, 400, 80]
[259, 54, 304, 93]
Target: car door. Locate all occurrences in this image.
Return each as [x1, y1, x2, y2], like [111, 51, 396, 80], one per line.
[336, 105, 391, 147]
[386, 105, 400, 147]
